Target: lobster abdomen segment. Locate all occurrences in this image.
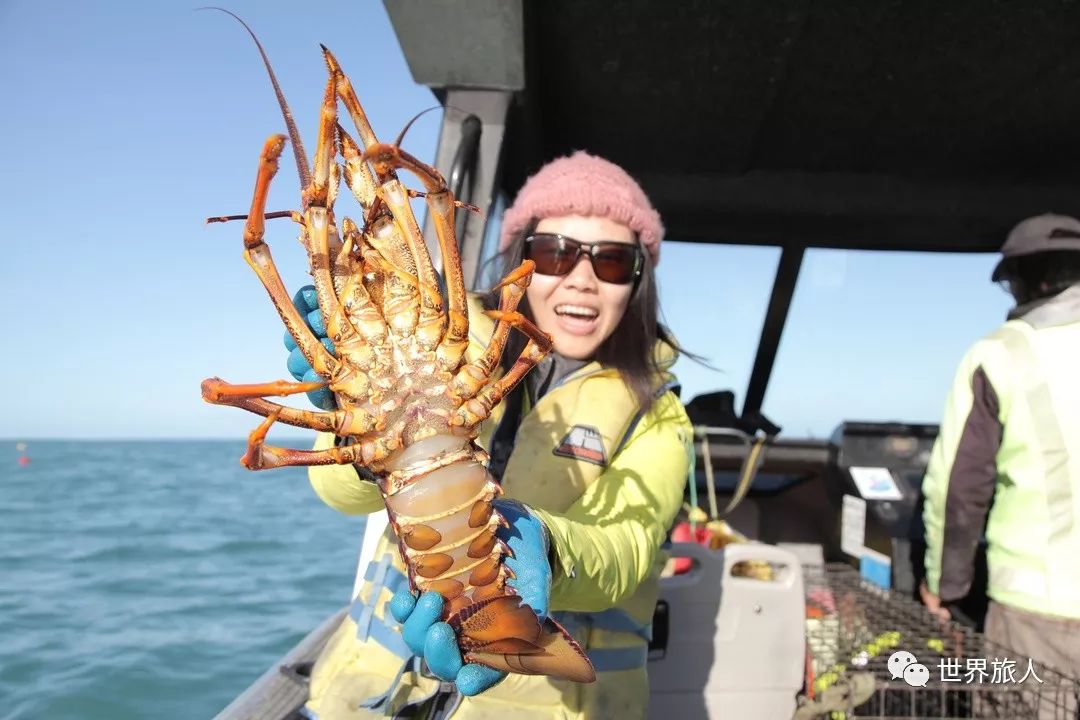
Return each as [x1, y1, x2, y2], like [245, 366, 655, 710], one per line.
[379, 435, 595, 684]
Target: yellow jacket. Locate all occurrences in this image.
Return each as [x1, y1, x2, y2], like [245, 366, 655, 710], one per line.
[303, 294, 692, 719]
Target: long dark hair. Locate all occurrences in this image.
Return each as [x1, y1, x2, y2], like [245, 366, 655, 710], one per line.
[479, 219, 703, 413]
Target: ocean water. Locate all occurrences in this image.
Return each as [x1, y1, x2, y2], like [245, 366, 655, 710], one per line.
[1, 440, 366, 720]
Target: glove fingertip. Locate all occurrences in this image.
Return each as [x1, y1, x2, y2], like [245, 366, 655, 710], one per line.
[301, 368, 326, 385]
[284, 331, 298, 352]
[390, 591, 419, 626]
[302, 373, 334, 408]
[307, 307, 327, 336]
[389, 590, 417, 624]
[311, 390, 336, 411]
[416, 591, 445, 616]
[402, 592, 445, 657]
[457, 665, 507, 696]
[426, 621, 456, 644]
[293, 285, 318, 312]
[424, 623, 463, 682]
[286, 348, 311, 381]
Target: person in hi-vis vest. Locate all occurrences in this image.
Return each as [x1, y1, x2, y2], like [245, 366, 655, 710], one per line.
[920, 214, 1080, 702]
[283, 151, 697, 719]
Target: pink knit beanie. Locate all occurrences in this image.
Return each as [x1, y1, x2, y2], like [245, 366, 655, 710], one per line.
[498, 151, 665, 266]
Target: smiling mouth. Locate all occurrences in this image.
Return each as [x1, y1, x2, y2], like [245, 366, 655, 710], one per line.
[554, 304, 599, 320]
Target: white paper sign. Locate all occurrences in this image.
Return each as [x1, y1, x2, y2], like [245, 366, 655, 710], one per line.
[850, 466, 903, 501]
[841, 494, 867, 557]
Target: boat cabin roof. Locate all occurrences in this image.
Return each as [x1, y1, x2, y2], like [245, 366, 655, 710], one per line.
[384, 0, 1080, 429]
[386, 0, 1080, 253]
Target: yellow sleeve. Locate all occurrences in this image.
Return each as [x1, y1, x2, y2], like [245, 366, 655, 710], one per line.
[307, 432, 385, 516]
[530, 392, 691, 611]
[921, 354, 970, 596]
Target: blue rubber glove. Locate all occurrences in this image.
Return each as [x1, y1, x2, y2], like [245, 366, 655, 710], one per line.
[283, 285, 337, 410]
[388, 499, 552, 696]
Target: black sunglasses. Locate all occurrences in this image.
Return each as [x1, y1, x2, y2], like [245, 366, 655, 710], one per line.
[523, 233, 644, 285]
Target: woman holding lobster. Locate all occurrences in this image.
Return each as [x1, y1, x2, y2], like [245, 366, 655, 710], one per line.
[289, 151, 694, 719]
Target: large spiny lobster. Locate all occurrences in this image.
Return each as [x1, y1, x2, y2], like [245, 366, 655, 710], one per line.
[199, 11, 595, 684]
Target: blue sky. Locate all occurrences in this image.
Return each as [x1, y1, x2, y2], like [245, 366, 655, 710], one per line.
[1, 1, 1015, 441]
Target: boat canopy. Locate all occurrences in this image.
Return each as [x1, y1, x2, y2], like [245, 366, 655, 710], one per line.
[384, 0, 1080, 425]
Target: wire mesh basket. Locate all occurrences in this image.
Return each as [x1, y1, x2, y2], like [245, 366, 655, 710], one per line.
[800, 563, 1080, 719]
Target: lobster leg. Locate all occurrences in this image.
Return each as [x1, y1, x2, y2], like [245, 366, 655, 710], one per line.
[339, 126, 405, 287]
[342, 125, 442, 303]
[453, 312, 552, 428]
[305, 74, 336, 210]
[325, 51, 441, 346]
[337, 125, 379, 213]
[407, 188, 481, 215]
[235, 398, 392, 470]
[325, 165, 349, 300]
[201, 379, 378, 435]
[377, 176, 445, 349]
[452, 260, 536, 400]
[337, 220, 389, 343]
[325, 68, 427, 355]
[241, 410, 363, 470]
[299, 76, 369, 367]
[364, 144, 469, 372]
[322, 47, 385, 176]
[241, 135, 339, 379]
[245, 443, 361, 470]
[201, 377, 325, 400]
[365, 220, 421, 337]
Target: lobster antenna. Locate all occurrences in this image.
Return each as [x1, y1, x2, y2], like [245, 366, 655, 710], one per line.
[393, 105, 445, 149]
[198, 7, 312, 191]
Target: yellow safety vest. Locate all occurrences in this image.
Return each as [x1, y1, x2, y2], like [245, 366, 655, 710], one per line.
[302, 294, 693, 719]
[923, 286, 1080, 619]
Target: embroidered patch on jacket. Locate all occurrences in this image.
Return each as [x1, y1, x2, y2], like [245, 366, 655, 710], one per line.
[553, 425, 607, 466]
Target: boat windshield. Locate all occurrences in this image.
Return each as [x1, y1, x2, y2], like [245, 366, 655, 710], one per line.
[657, 241, 1015, 438]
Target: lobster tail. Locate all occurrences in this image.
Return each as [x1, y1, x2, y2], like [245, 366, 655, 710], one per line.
[450, 596, 596, 684]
